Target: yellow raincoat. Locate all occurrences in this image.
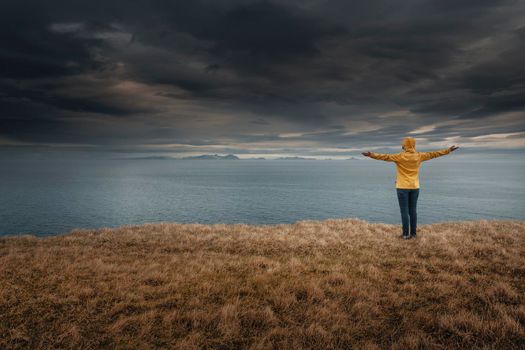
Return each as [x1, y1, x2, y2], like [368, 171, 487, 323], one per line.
[369, 137, 451, 189]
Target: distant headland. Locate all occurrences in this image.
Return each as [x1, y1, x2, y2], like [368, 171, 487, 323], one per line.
[117, 154, 363, 160]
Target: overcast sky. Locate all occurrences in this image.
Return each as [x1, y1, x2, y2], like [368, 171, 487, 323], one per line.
[1, 0, 525, 159]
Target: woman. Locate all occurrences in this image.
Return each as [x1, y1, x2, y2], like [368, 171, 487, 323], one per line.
[362, 137, 459, 239]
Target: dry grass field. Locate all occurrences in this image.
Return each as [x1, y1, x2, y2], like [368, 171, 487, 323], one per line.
[1, 219, 525, 349]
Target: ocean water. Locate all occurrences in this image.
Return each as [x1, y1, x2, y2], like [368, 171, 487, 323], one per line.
[1, 157, 524, 236]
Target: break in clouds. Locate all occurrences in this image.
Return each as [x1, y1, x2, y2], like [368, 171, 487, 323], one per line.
[1, 0, 525, 158]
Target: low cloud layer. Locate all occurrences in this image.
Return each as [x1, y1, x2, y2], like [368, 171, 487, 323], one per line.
[1, 0, 525, 158]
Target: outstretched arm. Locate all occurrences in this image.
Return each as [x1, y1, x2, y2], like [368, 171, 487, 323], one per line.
[420, 145, 459, 161]
[362, 151, 401, 162]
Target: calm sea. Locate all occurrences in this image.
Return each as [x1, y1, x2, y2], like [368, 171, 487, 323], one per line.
[1, 157, 524, 236]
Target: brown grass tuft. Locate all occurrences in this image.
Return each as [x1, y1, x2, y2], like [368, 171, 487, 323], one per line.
[1, 219, 525, 349]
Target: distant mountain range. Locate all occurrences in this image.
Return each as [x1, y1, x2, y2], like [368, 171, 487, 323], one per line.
[181, 154, 239, 160]
[275, 156, 316, 160]
[118, 154, 363, 160]
[115, 156, 175, 160]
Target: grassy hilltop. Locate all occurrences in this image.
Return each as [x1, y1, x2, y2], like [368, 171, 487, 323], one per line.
[1, 219, 525, 349]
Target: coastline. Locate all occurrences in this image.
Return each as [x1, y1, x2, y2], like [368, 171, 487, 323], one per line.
[3, 217, 524, 238]
[1, 218, 524, 349]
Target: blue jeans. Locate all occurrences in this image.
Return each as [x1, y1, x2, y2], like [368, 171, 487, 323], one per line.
[396, 188, 419, 237]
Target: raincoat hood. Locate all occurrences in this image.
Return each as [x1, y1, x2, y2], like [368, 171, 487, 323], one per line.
[402, 137, 416, 152]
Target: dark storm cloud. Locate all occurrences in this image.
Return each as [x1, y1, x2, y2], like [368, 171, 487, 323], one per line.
[1, 0, 525, 156]
[0, 2, 110, 80]
[0, 83, 146, 116]
[204, 2, 347, 71]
